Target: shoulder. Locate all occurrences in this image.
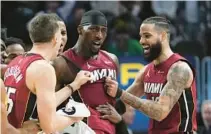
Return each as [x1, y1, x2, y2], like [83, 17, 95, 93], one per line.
[51, 56, 70, 80]
[101, 50, 119, 65]
[168, 61, 193, 87]
[51, 56, 67, 70]
[135, 65, 148, 82]
[27, 60, 55, 77]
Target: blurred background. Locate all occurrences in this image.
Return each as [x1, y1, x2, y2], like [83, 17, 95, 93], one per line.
[1, 1, 211, 134]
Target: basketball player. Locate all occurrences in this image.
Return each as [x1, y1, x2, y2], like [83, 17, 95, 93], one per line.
[4, 14, 92, 133]
[52, 10, 119, 134]
[52, 15, 67, 55]
[105, 16, 197, 134]
[1, 78, 41, 134]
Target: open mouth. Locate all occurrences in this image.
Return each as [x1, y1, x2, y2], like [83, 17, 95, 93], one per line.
[143, 46, 150, 55]
[92, 41, 101, 49]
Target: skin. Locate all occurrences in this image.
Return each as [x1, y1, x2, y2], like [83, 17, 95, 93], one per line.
[4, 44, 25, 64]
[1, 39, 7, 78]
[51, 20, 122, 128]
[1, 79, 41, 134]
[5, 20, 92, 133]
[201, 101, 211, 129]
[52, 24, 119, 92]
[96, 102, 122, 124]
[58, 21, 67, 55]
[105, 23, 194, 122]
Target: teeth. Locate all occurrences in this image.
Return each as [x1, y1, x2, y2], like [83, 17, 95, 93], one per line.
[94, 41, 100, 44]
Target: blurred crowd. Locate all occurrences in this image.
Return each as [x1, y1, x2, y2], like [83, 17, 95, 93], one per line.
[1, 1, 211, 58]
[1, 1, 211, 134]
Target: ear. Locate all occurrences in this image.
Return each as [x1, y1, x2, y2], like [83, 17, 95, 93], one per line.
[51, 35, 57, 47]
[161, 32, 167, 42]
[77, 26, 83, 35]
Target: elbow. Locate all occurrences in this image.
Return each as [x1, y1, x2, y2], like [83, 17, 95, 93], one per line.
[156, 114, 167, 122]
[155, 109, 170, 122]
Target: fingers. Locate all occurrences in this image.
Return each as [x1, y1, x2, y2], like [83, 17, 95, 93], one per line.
[100, 115, 109, 119]
[105, 77, 117, 85]
[97, 104, 109, 109]
[96, 107, 110, 115]
[106, 102, 113, 108]
[79, 70, 91, 77]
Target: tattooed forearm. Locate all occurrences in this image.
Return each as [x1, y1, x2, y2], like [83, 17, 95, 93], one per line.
[120, 91, 164, 121]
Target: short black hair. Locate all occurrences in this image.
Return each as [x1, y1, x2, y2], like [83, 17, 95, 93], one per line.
[143, 16, 171, 40]
[28, 13, 61, 43]
[5, 37, 25, 48]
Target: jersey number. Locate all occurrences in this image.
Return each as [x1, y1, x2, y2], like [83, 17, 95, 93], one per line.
[6, 87, 17, 114]
[152, 96, 159, 102]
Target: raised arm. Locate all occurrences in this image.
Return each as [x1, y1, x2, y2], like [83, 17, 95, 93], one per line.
[126, 66, 146, 97]
[26, 60, 91, 133]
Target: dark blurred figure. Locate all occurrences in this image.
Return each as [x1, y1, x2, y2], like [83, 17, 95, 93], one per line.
[106, 25, 143, 57]
[4, 37, 25, 64]
[1, 2, 35, 45]
[66, 7, 85, 50]
[205, 29, 211, 56]
[138, 1, 156, 22]
[198, 100, 211, 134]
[111, 1, 141, 40]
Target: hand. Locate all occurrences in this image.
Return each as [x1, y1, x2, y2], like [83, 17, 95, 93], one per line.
[71, 117, 84, 122]
[105, 77, 122, 98]
[96, 102, 122, 124]
[20, 119, 41, 134]
[71, 70, 92, 91]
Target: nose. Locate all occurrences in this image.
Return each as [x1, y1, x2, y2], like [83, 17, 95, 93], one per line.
[96, 31, 103, 39]
[139, 37, 145, 45]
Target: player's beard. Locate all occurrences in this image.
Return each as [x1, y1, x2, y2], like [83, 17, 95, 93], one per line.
[144, 40, 162, 62]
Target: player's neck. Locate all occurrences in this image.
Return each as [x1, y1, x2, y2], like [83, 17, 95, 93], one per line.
[73, 42, 98, 59]
[153, 47, 173, 65]
[29, 43, 54, 61]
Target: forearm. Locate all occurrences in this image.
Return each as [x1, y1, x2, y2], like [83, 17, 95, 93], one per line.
[7, 124, 21, 134]
[120, 91, 164, 121]
[55, 82, 79, 107]
[55, 86, 72, 107]
[54, 114, 76, 131]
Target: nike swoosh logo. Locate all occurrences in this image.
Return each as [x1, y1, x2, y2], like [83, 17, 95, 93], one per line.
[62, 107, 76, 115]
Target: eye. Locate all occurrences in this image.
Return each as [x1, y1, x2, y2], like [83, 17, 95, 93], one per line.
[101, 28, 107, 34]
[145, 35, 151, 39]
[89, 27, 98, 32]
[61, 30, 66, 36]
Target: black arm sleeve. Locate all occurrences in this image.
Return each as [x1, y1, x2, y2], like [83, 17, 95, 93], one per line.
[115, 120, 129, 134]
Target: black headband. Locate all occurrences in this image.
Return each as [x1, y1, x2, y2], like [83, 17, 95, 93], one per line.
[80, 10, 107, 27]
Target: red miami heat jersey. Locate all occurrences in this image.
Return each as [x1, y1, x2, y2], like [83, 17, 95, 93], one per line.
[63, 49, 117, 134]
[4, 53, 43, 128]
[143, 53, 197, 134]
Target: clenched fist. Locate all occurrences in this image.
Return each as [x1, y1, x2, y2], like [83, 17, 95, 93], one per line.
[105, 77, 122, 98]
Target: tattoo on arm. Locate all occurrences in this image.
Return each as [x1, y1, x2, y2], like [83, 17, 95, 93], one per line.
[120, 62, 193, 121]
[160, 61, 192, 110]
[121, 92, 163, 120]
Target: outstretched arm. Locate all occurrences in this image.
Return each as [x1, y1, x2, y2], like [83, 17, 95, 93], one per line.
[27, 60, 91, 133]
[107, 61, 193, 121]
